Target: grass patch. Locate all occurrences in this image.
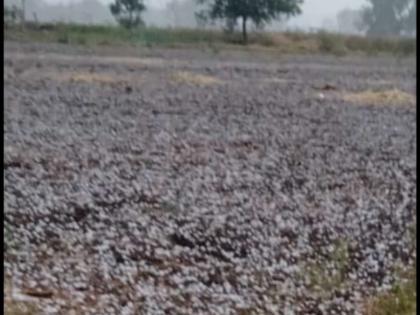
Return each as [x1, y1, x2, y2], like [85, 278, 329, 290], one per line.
[364, 223, 415, 315]
[302, 240, 350, 298]
[171, 71, 221, 86]
[5, 222, 13, 253]
[364, 266, 416, 315]
[5, 300, 40, 315]
[44, 71, 144, 86]
[4, 23, 416, 57]
[4, 221, 21, 254]
[317, 31, 347, 56]
[68, 72, 120, 84]
[345, 35, 417, 57]
[5, 23, 226, 47]
[408, 224, 416, 249]
[342, 89, 416, 106]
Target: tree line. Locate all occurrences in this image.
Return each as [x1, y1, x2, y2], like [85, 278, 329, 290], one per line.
[110, 0, 416, 42]
[110, 0, 303, 43]
[4, 0, 417, 42]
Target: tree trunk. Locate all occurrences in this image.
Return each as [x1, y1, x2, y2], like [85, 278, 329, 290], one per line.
[242, 16, 248, 44]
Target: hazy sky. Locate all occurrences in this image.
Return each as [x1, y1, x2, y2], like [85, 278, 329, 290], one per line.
[43, 0, 368, 29]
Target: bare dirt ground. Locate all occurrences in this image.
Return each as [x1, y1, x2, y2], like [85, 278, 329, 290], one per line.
[4, 41, 416, 314]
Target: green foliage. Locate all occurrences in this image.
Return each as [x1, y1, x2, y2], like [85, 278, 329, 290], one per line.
[4, 23, 416, 57]
[5, 24, 225, 46]
[360, 0, 416, 37]
[197, 0, 303, 43]
[109, 0, 146, 29]
[364, 224, 416, 315]
[4, 222, 13, 253]
[4, 220, 21, 254]
[365, 266, 416, 315]
[395, 38, 417, 57]
[317, 31, 347, 56]
[303, 240, 350, 297]
[345, 34, 416, 56]
[4, 5, 22, 28]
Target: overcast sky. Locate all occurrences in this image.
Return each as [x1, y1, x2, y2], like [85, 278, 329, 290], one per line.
[42, 0, 368, 29]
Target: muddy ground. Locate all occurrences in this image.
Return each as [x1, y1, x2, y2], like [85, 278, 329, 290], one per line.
[4, 41, 417, 314]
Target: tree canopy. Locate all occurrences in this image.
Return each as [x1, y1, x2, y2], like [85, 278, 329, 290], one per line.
[336, 8, 364, 35]
[361, 0, 416, 37]
[110, 0, 146, 29]
[197, 0, 303, 43]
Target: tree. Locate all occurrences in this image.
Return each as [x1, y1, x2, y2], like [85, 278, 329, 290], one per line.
[109, 0, 145, 29]
[360, 0, 416, 37]
[402, 0, 416, 36]
[197, 0, 303, 43]
[336, 8, 363, 35]
[4, 5, 22, 27]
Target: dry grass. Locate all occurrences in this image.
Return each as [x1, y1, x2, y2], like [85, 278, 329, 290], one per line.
[363, 267, 416, 315]
[5, 300, 40, 315]
[5, 24, 416, 57]
[265, 33, 294, 47]
[4, 280, 40, 315]
[69, 72, 119, 84]
[342, 89, 416, 106]
[55, 71, 141, 86]
[251, 32, 319, 54]
[301, 240, 351, 299]
[171, 71, 221, 86]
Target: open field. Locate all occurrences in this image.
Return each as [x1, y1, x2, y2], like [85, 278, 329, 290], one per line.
[4, 41, 416, 314]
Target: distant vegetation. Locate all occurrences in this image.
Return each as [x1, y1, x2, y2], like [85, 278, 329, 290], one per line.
[364, 255, 416, 315]
[3, 0, 417, 39]
[109, 0, 146, 29]
[4, 4, 23, 27]
[360, 0, 416, 37]
[196, 0, 303, 43]
[3, 0, 416, 56]
[4, 23, 416, 57]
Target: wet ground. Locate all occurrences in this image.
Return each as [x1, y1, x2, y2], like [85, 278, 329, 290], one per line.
[4, 41, 416, 314]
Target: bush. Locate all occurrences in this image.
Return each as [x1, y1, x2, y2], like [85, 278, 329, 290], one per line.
[395, 38, 416, 56]
[317, 31, 347, 56]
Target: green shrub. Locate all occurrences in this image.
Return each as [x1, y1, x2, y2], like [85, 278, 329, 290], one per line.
[317, 31, 347, 56]
[365, 267, 416, 315]
[395, 38, 416, 56]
